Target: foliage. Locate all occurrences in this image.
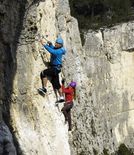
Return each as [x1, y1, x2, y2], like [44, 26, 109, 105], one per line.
[103, 148, 109, 155]
[117, 144, 134, 155]
[69, 0, 134, 30]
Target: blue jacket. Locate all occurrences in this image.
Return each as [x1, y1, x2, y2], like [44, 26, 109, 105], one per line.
[44, 44, 66, 67]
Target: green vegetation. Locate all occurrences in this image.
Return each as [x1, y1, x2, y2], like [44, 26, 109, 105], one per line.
[91, 119, 97, 137]
[93, 148, 98, 155]
[69, 0, 134, 30]
[117, 144, 134, 155]
[103, 148, 109, 155]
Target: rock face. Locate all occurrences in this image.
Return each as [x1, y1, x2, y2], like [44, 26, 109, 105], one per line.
[9, 0, 72, 154]
[0, 122, 16, 154]
[0, 0, 26, 154]
[68, 23, 134, 154]
[0, 0, 72, 154]
[0, 0, 134, 155]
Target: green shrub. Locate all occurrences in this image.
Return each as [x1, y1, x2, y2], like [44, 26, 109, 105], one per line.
[117, 144, 133, 155]
[69, 0, 134, 30]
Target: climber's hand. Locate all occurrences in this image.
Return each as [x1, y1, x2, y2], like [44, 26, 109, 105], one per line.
[47, 41, 52, 45]
[40, 39, 46, 45]
[62, 79, 65, 85]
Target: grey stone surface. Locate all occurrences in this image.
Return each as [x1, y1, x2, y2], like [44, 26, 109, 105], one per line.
[1, 0, 134, 155]
[65, 22, 134, 154]
[0, 122, 16, 155]
[0, 0, 26, 154]
[0, 0, 71, 154]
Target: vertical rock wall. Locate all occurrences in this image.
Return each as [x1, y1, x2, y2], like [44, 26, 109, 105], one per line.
[0, 0, 73, 154]
[66, 23, 134, 154]
[10, 0, 71, 154]
[0, 0, 26, 154]
[1, 0, 134, 155]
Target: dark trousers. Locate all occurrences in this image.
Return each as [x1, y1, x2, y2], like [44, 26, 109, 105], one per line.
[40, 67, 61, 90]
[61, 102, 73, 130]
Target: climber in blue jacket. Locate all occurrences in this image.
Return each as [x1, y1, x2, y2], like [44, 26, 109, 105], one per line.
[38, 36, 66, 102]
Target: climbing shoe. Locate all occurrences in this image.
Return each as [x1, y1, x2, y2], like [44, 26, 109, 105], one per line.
[38, 87, 47, 95]
[57, 96, 65, 103]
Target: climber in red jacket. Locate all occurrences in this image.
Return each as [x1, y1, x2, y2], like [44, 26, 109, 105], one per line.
[61, 79, 76, 131]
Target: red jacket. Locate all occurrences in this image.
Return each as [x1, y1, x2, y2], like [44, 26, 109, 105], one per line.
[62, 85, 74, 103]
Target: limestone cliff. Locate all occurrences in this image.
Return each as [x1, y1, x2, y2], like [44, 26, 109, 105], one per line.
[0, 0, 72, 154]
[0, 0, 134, 155]
[69, 23, 134, 154]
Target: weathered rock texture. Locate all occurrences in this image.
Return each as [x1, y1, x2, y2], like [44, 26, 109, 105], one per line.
[0, 0, 134, 155]
[9, 0, 71, 154]
[0, 0, 26, 154]
[67, 23, 134, 154]
[0, 122, 16, 154]
[0, 0, 71, 154]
